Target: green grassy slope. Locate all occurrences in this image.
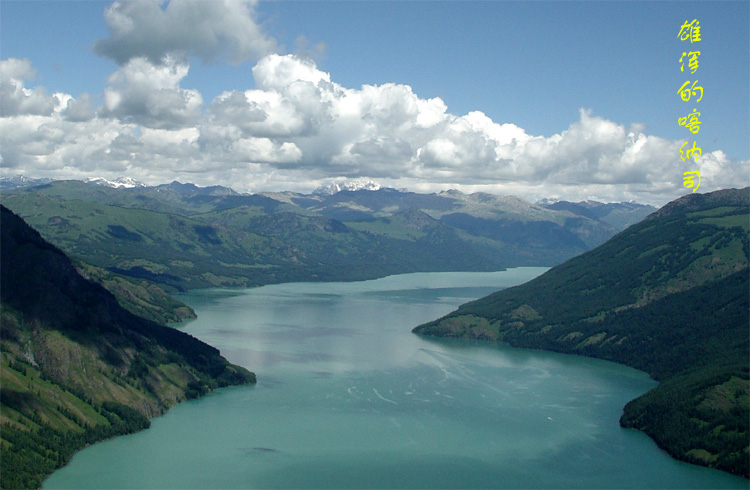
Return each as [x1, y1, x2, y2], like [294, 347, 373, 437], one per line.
[414, 187, 750, 478]
[74, 262, 196, 325]
[3, 181, 635, 289]
[11, 180, 273, 217]
[294, 187, 621, 256]
[1, 192, 508, 290]
[1, 192, 297, 290]
[0, 206, 255, 489]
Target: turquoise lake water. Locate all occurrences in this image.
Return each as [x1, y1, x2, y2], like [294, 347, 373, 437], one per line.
[44, 268, 748, 489]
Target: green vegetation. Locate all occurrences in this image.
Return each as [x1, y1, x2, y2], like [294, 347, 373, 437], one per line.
[2, 191, 504, 291]
[414, 188, 750, 478]
[0, 180, 664, 486]
[1, 180, 642, 293]
[620, 367, 749, 477]
[1, 362, 152, 490]
[74, 262, 196, 325]
[541, 199, 656, 231]
[0, 206, 255, 489]
[1, 192, 282, 290]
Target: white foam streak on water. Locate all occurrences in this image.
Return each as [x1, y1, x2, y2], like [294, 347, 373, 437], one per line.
[372, 388, 398, 405]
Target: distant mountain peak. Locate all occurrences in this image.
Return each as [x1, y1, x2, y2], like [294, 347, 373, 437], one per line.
[535, 197, 560, 206]
[536, 198, 657, 231]
[85, 176, 146, 189]
[155, 180, 238, 196]
[0, 175, 53, 190]
[313, 179, 382, 195]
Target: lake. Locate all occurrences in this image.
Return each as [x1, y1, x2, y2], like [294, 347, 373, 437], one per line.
[44, 268, 747, 489]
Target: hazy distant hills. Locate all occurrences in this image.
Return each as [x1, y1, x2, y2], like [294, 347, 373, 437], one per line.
[536, 198, 656, 231]
[0, 175, 53, 190]
[415, 187, 750, 478]
[0, 205, 255, 489]
[0, 178, 653, 291]
[2, 185, 495, 290]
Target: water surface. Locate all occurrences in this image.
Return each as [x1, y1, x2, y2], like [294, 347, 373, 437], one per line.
[44, 269, 747, 489]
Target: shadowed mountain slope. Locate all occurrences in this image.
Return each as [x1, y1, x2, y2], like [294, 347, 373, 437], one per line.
[0, 205, 255, 489]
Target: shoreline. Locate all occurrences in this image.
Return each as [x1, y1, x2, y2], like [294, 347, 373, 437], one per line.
[412, 328, 749, 480]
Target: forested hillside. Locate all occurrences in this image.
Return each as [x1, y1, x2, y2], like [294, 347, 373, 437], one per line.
[415, 187, 750, 478]
[1, 180, 639, 291]
[1, 190, 504, 291]
[0, 206, 255, 489]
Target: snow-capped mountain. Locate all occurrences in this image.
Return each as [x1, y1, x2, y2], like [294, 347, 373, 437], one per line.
[535, 197, 561, 207]
[313, 179, 382, 195]
[85, 177, 146, 189]
[0, 175, 53, 190]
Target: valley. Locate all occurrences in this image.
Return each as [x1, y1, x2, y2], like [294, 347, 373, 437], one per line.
[42, 270, 748, 489]
[0, 178, 653, 292]
[1, 178, 746, 487]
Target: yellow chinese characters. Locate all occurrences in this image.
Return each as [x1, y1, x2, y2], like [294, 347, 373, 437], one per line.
[677, 80, 703, 102]
[680, 141, 702, 162]
[678, 109, 701, 134]
[679, 51, 700, 73]
[683, 171, 701, 192]
[677, 19, 701, 43]
[677, 19, 703, 192]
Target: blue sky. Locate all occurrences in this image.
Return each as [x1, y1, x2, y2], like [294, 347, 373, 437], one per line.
[1, 0, 748, 204]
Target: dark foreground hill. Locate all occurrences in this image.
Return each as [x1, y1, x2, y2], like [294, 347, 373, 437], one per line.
[0, 205, 255, 489]
[414, 188, 750, 478]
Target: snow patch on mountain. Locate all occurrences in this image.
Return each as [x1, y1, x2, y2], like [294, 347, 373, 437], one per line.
[0, 175, 53, 190]
[313, 179, 382, 195]
[85, 177, 146, 188]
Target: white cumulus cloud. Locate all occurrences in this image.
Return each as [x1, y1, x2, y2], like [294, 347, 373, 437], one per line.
[93, 0, 277, 65]
[99, 56, 203, 129]
[0, 58, 62, 117]
[1, 54, 747, 205]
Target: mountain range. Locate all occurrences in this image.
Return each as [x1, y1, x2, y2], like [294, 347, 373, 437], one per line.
[415, 187, 750, 478]
[536, 197, 656, 231]
[0, 178, 654, 294]
[0, 175, 745, 482]
[0, 176, 53, 190]
[0, 205, 255, 488]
